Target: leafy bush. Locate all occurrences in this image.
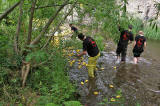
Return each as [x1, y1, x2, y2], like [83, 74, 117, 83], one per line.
[0, 33, 10, 67]
[130, 18, 160, 40]
[63, 101, 82, 106]
[36, 96, 53, 106]
[130, 18, 144, 34]
[25, 50, 49, 63]
[46, 103, 58, 106]
[63, 39, 82, 49]
[144, 25, 160, 40]
[27, 47, 76, 105]
[94, 34, 105, 51]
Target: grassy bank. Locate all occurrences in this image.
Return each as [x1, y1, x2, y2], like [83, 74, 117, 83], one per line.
[0, 30, 82, 105]
[130, 18, 160, 40]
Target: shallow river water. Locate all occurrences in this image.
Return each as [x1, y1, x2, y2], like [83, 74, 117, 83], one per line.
[68, 40, 160, 106]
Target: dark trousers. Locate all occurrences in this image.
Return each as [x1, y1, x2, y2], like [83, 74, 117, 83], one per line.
[116, 43, 128, 61]
[133, 47, 144, 57]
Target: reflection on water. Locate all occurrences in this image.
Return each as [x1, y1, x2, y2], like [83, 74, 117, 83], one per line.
[86, 77, 97, 106]
[114, 63, 140, 88]
[113, 62, 160, 106]
[144, 40, 160, 63]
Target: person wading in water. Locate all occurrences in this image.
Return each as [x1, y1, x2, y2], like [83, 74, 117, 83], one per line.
[77, 33, 100, 100]
[133, 31, 146, 64]
[116, 25, 134, 62]
[77, 33, 100, 78]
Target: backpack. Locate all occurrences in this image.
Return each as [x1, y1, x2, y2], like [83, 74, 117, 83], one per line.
[88, 38, 96, 48]
[136, 37, 144, 52]
[123, 32, 129, 41]
[137, 38, 144, 48]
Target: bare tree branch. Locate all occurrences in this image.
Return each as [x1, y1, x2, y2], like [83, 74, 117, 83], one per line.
[0, 1, 21, 22]
[27, 0, 37, 45]
[30, 0, 69, 45]
[35, 2, 78, 9]
[14, 0, 24, 55]
[41, 1, 78, 49]
[35, 2, 90, 10]
[35, 4, 66, 9]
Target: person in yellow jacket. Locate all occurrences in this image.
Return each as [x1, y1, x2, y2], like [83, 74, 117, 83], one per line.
[77, 33, 100, 78]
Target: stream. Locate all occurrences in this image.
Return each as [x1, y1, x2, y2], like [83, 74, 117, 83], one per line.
[68, 40, 160, 106]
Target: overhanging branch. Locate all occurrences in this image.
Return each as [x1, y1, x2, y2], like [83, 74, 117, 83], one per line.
[41, 1, 78, 49]
[30, 0, 69, 45]
[0, 1, 21, 22]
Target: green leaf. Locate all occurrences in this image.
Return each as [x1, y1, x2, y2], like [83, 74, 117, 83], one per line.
[152, 22, 156, 29]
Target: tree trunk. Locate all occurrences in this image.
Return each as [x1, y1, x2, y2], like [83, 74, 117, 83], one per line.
[41, 1, 77, 49]
[14, 0, 24, 55]
[27, 0, 37, 45]
[30, 0, 68, 45]
[22, 62, 31, 88]
[0, 1, 20, 22]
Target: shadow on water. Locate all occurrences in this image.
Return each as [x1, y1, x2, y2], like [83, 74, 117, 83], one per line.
[86, 77, 97, 106]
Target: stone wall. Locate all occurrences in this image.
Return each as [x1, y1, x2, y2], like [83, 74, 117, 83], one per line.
[126, 0, 160, 21]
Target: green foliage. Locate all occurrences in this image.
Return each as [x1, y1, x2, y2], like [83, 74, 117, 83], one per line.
[34, 7, 57, 19]
[0, 25, 22, 68]
[0, 45, 77, 105]
[144, 25, 160, 40]
[136, 102, 141, 106]
[94, 34, 105, 51]
[129, 18, 160, 40]
[25, 50, 49, 63]
[0, 33, 9, 64]
[46, 103, 58, 106]
[2, 0, 156, 105]
[27, 47, 76, 105]
[63, 39, 82, 49]
[129, 18, 143, 34]
[0, 67, 21, 104]
[36, 96, 53, 106]
[72, 0, 121, 42]
[63, 101, 82, 106]
[0, 101, 5, 106]
[148, 17, 159, 32]
[0, 0, 79, 105]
